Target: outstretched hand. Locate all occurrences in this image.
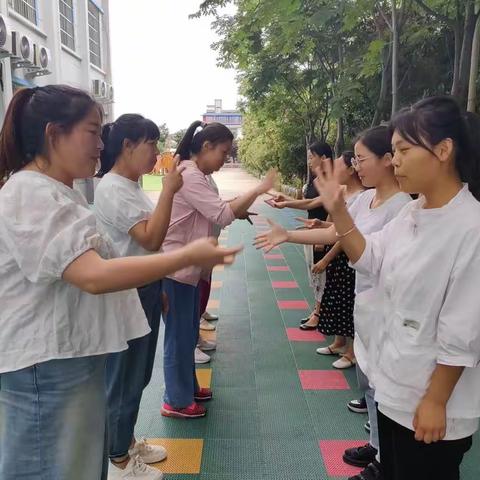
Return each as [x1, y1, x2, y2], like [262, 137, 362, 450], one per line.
[313, 160, 346, 214]
[253, 219, 288, 253]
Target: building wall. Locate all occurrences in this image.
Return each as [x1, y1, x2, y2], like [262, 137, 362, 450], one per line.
[0, 0, 114, 200]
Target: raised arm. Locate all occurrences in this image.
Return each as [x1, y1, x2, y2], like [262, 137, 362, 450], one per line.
[229, 169, 277, 217]
[129, 156, 184, 251]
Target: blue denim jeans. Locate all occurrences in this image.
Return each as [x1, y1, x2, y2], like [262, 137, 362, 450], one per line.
[106, 280, 162, 459]
[162, 278, 200, 408]
[357, 364, 380, 452]
[0, 355, 108, 480]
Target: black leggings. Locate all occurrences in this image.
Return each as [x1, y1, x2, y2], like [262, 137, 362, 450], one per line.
[377, 409, 472, 480]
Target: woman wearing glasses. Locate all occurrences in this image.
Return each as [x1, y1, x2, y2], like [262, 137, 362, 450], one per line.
[255, 125, 411, 480]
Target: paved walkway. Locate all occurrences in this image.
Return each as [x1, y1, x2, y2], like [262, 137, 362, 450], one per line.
[139, 166, 480, 479]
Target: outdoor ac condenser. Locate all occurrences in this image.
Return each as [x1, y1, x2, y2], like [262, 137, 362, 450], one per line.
[0, 14, 13, 58]
[12, 31, 34, 65]
[92, 79, 107, 99]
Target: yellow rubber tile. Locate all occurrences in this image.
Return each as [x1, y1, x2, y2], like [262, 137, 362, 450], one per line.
[196, 368, 212, 388]
[207, 299, 220, 310]
[147, 438, 204, 474]
[211, 280, 223, 289]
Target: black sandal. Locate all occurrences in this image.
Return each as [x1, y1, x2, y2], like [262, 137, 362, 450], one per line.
[299, 313, 319, 330]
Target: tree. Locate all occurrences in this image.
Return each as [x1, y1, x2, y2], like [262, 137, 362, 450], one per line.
[157, 123, 169, 151]
[172, 128, 187, 147]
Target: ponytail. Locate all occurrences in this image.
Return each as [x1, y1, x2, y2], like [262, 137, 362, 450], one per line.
[97, 113, 160, 178]
[0, 85, 99, 183]
[175, 121, 233, 160]
[175, 121, 203, 160]
[0, 88, 37, 181]
[97, 123, 115, 177]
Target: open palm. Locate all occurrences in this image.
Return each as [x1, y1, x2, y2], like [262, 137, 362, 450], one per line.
[313, 160, 345, 214]
[253, 219, 288, 253]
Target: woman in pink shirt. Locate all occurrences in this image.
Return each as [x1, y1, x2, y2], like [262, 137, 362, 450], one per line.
[161, 121, 276, 418]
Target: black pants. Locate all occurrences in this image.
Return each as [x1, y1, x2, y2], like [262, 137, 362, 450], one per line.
[377, 409, 472, 480]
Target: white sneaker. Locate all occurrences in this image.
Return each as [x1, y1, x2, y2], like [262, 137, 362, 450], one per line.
[202, 311, 219, 321]
[197, 337, 217, 352]
[108, 455, 163, 479]
[200, 318, 216, 331]
[194, 347, 211, 364]
[129, 438, 167, 464]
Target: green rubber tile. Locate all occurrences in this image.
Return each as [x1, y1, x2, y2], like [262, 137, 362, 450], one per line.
[200, 439, 266, 476]
[262, 439, 327, 479]
[210, 387, 258, 411]
[204, 409, 261, 439]
[143, 413, 208, 439]
[212, 366, 256, 388]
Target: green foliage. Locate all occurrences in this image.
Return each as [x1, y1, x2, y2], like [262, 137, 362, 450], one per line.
[193, 0, 474, 181]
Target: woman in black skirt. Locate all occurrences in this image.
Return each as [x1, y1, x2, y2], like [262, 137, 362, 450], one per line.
[315, 152, 364, 368]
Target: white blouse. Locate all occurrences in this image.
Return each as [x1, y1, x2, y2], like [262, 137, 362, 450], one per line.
[354, 185, 480, 438]
[0, 171, 150, 374]
[94, 173, 155, 257]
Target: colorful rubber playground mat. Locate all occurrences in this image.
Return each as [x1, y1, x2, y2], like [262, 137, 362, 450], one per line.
[135, 200, 480, 479]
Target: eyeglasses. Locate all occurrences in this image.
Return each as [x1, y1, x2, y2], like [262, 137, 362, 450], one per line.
[351, 155, 375, 169]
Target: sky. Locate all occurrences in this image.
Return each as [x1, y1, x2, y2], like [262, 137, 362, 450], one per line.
[109, 0, 239, 133]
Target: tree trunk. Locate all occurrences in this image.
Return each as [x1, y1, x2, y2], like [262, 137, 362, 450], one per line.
[335, 117, 345, 156]
[451, 22, 463, 96]
[372, 42, 391, 126]
[456, 0, 478, 107]
[391, 0, 400, 115]
[468, 4, 480, 112]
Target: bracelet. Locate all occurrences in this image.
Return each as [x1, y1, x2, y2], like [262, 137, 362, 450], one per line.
[335, 225, 357, 238]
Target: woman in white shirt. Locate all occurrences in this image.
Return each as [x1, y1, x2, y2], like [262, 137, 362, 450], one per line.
[94, 114, 184, 480]
[308, 96, 480, 479]
[255, 126, 411, 479]
[0, 85, 242, 480]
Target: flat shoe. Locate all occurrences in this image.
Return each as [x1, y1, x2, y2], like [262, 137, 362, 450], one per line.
[332, 355, 357, 369]
[316, 345, 347, 356]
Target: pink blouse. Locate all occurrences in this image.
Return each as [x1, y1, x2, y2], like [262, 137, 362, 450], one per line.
[162, 160, 235, 286]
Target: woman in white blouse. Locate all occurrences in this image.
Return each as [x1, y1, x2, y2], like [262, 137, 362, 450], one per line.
[0, 85, 241, 480]
[94, 114, 185, 480]
[306, 96, 479, 479]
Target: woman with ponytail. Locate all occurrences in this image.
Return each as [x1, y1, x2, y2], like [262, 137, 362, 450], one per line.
[94, 114, 185, 479]
[0, 86, 242, 480]
[160, 121, 276, 419]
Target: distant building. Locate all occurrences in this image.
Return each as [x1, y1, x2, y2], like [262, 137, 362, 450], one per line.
[202, 99, 242, 138]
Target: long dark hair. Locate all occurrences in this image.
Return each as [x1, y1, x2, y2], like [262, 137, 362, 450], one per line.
[390, 96, 480, 200]
[309, 141, 333, 159]
[355, 125, 393, 158]
[0, 85, 100, 181]
[175, 121, 234, 160]
[97, 114, 160, 177]
[341, 150, 355, 168]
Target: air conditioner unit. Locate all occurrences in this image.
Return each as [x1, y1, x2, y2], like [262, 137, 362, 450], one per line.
[34, 44, 51, 70]
[12, 31, 34, 65]
[0, 14, 13, 58]
[92, 79, 107, 98]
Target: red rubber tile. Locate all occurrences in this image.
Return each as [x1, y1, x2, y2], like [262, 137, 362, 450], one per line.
[298, 370, 350, 390]
[277, 300, 309, 310]
[267, 266, 290, 272]
[319, 440, 364, 477]
[271, 281, 298, 289]
[286, 328, 326, 342]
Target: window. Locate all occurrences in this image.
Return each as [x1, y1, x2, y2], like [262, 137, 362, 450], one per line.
[9, 0, 37, 24]
[59, 0, 75, 50]
[88, 1, 101, 68]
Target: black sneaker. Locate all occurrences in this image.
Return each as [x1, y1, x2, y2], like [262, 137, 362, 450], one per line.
[348, 460, 383, 480]
[347, 397, 368, 414]
[343, 443, 377, 468]
[364, 421, 371, 433]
